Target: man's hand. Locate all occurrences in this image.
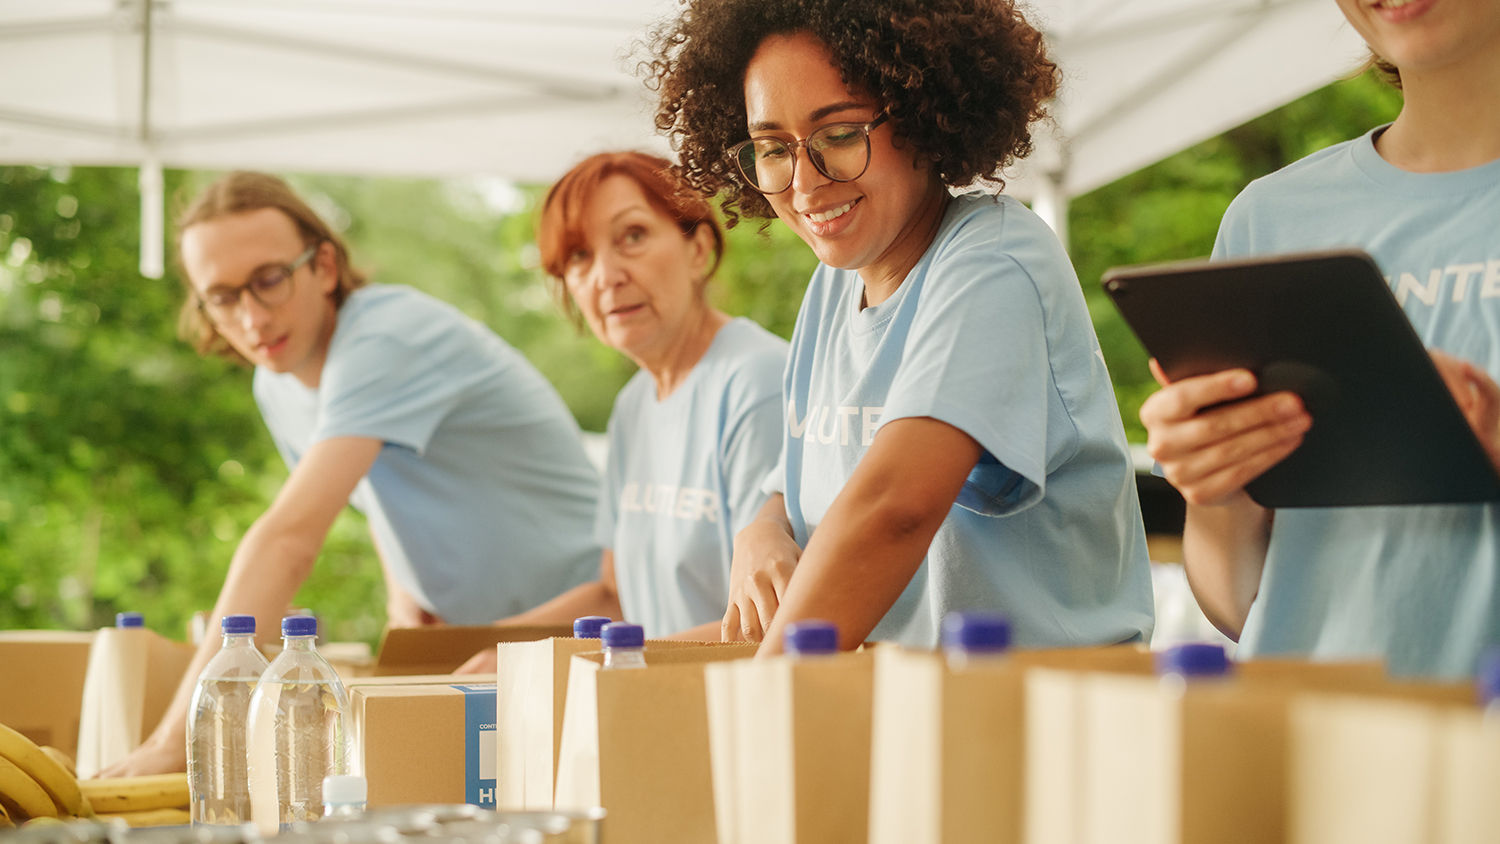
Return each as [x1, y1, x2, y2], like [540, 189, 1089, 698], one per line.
[1140, 361, 1311, 506]
[722, 497, 801, 643]
[1430, 349, 1500, 474]
[97, 731, 186, 777]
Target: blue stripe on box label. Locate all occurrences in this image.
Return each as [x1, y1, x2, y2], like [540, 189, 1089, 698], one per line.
[452, 684, 497, 809]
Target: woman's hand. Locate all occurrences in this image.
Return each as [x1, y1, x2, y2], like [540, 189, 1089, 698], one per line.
[1429, 349, 1500, 474]
[723, 496, 802, 642]
[1139, 361, 1312, 506]
[454, 647, 498, 675]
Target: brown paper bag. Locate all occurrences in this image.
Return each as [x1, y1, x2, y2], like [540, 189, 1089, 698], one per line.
[552, 644, 756, 844]
[1289, 684, 1478, 844]
[493, 636, 728, 811]
[0, 631, 95, 758]
[1435, 708, 1500, 844]
[75, 626, 195, 777]
[1081, 665, 1465, 844]
[706, 650, 874, 844]
[372, 623, 571, 676]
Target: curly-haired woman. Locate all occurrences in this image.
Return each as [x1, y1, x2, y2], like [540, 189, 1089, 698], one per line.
[649, 0, 1155, 653]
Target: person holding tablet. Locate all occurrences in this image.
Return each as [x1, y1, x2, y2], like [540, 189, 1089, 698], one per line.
[454, 152, 787, 673]
[1139, 0, 1500, 676]
[648, 0, 1155, 653]
[107, 172, 601, 774]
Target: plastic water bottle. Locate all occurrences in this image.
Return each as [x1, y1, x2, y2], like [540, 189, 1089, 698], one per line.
[784, 620, 839, 658]
[1155, 642, 1230, 697]
[600, 622, 646, 670]
[115, 611, 144, 628]
[247, 615, 352, 834]
[573, 616, 611, 639]
[321, 775, 367, 819]
[187, 615, 270, 826]
[941, 612, 1011, 670]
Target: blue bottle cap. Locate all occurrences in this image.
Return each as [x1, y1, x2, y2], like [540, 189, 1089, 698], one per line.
[574, 616, 612, 639]
[115, 612, 144, 628]
[784, 620, 839, 656]
[1155, 643, 1230, 678]
[1478, 648, 1500, 706]
[221, 615, 256, 636]
[282, 615, 318, 637]
[941, 612, 1011, 654]
[600, 622, 644, 649]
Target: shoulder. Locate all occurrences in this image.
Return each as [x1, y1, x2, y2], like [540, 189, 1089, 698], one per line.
[327, 285, 512, 371]
[333, 285, 470, 342]
[923, 192, 1074, 297]
[1219, 136, 1367, 237]
[706, 319, 787, 401]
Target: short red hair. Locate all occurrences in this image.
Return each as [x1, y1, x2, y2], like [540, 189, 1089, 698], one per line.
[536, 151, 724, 322]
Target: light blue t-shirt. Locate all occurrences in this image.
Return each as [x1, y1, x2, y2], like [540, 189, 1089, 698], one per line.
[1214, 127, 1500, 678]
[771, 192, 1155, 648]
[253, 285, 600, 624]
[595, 318, 788, 638]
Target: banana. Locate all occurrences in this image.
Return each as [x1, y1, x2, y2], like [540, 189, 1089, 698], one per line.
[39, 747, 75, 778]
[22, 816, 67, 829]
[79, 774, 190, 814]
[0, 755, 58, 821]
[0, 723, 85, 816]
[0, 798, 12, 829]
[96, 807, 192, 827]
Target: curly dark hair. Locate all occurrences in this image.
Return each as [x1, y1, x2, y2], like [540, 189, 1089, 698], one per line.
[644, 0, 1058, 224]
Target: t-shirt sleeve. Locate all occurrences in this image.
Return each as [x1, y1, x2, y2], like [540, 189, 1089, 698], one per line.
[312, 330, 467, 453]
[879, 217, 1061, 516]
[721, 392, 785, 536]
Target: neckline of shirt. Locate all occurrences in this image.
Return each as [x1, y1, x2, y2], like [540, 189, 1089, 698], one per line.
[1350, 124, 1500, 197]
[845, 195, 979, 335]
[645, 316, 745, 407]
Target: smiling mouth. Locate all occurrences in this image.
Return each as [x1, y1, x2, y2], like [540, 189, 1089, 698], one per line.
[805, 200, 858, 224]
[257, 334, 289, 354]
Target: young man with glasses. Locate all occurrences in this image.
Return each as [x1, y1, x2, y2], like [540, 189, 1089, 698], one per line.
[105, 171, 601, 775]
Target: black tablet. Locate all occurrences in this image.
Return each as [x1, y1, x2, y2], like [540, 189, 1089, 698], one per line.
[1102, 249, 1500, 508]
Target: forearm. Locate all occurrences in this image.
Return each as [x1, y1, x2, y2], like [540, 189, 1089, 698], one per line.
[1181, 494, 1272, 640]
[501, 580, 622, 626]
[144, 521, 320, 761]
[661, 621, 724, 641]
[758, 480, 946, 655]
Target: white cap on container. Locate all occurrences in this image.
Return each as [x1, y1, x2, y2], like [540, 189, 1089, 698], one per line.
[323, 774, 367, 806]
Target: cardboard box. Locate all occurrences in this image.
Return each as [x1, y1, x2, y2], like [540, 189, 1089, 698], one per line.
[553, 645, 757, 844]
[708, 649, 874, 844]
[350, 682, 499, 810]
[373, 624, 572, 676]
[0, 631, 96, 757]
[75, 627, 195, 777]
[1289, 686, 1485, 844]
[493, 635, 725, 811]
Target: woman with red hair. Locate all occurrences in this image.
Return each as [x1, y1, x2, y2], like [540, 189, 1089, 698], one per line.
[459, 152, 786, 666]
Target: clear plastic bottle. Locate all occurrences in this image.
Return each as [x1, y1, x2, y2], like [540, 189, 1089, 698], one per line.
[1154, 642, 1230, 697]
[321, 774, 367, 819]
[247, 615, 352, 834]
[784, 620, 839, 659]
[115, 611, 144, 628]
[573, 616, 612, 639]
[941, 611, 1011, 670]
[600, 622, 646, 670]
[188, 614, 270, 826]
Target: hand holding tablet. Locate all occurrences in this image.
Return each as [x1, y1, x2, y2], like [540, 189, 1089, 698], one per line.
[1109, 250, 1500, 508]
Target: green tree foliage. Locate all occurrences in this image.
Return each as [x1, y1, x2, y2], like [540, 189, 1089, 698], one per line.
[0, 72, 1400, 640]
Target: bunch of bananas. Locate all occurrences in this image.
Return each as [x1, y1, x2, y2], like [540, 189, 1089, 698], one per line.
[0, 722, 192, 828]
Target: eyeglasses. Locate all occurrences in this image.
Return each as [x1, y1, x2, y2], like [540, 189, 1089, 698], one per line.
[729, 114, 889, 195]
[198, 245, 317, 323]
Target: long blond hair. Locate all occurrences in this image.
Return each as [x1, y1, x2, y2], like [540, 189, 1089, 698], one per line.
[175, 171, 366, 364]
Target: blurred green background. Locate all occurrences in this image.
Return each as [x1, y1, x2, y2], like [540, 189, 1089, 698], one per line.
[0, 72, 1402, 644]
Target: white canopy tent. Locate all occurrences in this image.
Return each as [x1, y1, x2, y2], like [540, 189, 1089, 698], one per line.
[0, 0, 1370, 275]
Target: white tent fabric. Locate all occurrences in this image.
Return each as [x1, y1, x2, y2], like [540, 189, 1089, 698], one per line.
[0, 0, 1370, 272]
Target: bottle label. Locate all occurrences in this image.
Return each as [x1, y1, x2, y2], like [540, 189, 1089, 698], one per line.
[451, 684, 498, 809]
